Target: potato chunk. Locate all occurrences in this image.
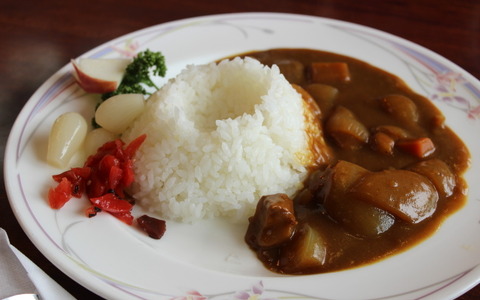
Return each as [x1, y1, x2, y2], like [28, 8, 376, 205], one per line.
[380, 94, 419, 126]
[350, 170, 439, 223]
[304, 83, 338, 116]
[408, 158, 456, 198]
[279, 224, 327, 273]
[321, 161, 395, 237]
[325, 106, 369, 150]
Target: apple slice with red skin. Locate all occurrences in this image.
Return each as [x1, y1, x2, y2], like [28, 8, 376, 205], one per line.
[71, 58, 131, 94]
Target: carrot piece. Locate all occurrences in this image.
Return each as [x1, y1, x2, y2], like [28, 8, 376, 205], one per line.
[396, 137, 436, 158]
[309, 62, 351, 84]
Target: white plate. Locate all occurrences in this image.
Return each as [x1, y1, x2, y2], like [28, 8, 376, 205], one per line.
[5, 12, 480, 300]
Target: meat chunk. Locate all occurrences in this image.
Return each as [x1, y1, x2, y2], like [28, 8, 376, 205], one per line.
[370, 125, 411, 156]
[245, 194, 298, 249]
[370, 131, 396, 155]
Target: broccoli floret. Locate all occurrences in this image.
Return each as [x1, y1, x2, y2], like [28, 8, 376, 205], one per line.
[93, 50, 167, 127]
[123, 49, 166, 88]
[101, 49, 167, 101]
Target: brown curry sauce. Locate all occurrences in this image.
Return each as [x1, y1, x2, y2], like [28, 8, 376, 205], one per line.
[236, 49, 470, 274]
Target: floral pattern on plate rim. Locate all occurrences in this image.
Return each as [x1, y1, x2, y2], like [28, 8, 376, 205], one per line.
[12, 14, 480, 299]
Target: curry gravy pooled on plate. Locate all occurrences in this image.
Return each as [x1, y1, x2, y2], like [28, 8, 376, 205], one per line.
[242, 49, 470, 274]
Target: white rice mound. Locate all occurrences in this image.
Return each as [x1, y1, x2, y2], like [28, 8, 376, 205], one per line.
[123, 57, 315, 223]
